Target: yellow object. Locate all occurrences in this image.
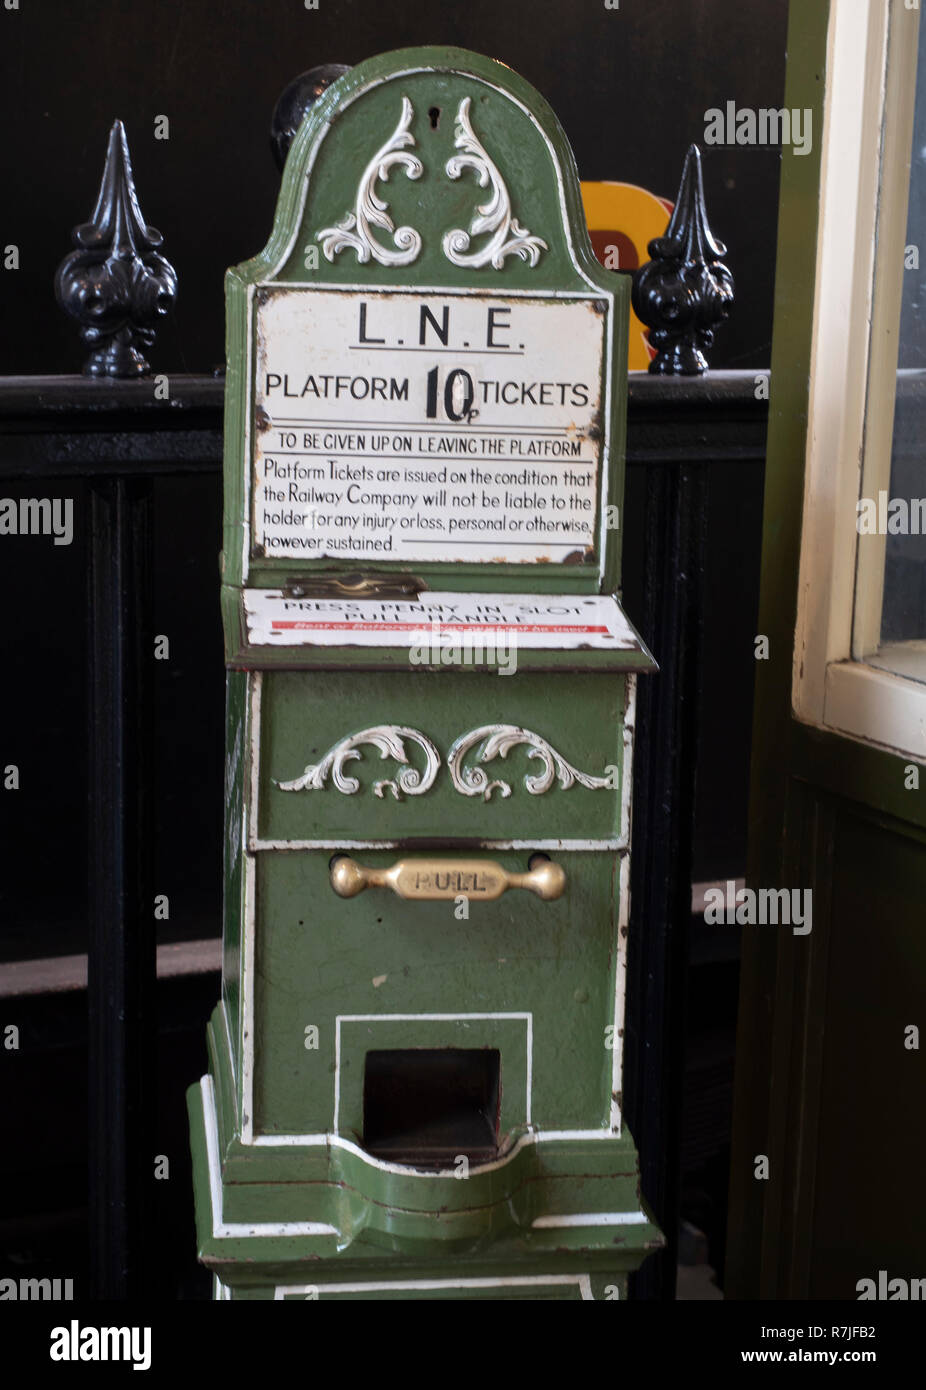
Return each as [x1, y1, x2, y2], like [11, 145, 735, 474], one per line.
[580, 181, 673, 371]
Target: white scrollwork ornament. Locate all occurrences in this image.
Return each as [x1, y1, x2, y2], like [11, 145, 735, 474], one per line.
[442, 98, 548, 270]
[277, 726, 440, 801]
[447, 725, 614, 801]
[316, 96, 423, 266]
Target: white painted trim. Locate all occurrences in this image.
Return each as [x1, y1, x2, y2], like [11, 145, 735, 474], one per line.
[259, 284, 606, 301]
[824, 660, 926, 761]
[240, 671, 262, 1143]
[220, 996, 237, 1103]
[334, 1011, 532, 1134]
[200, 1076, 338, 1239]
[619, 674, 635, 848]
[250, 836, 626, 853]
[610, 857, 628, 1132]
[239, 847, 256, 1142]
[221, 695, 248, 1100]
[204, 1086, 644, 1204]
[248, 1123, 634, 1156]
[273, 1274, 595, 1299]
[793, 0, 890, 722]
[606, 672, 636, 1132]
[793, 0, 926, 760]
[241, 284, 255, 585]
[252, 1126, 628, 1150]
[531, 1211, 648, 1228]
[245, 281, 613, 348]
[246, 672, 262, 851]
[853, 2, 922, 658]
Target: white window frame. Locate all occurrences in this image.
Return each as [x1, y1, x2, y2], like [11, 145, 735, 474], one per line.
[794, 0, 926, 761]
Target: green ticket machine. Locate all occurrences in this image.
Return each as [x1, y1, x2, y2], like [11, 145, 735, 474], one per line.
[188, 46, 663, 1301]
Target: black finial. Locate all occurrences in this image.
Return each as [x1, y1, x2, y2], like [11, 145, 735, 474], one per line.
[55, 120, 177, 377]
[631, 145, 734, 375]
[271, 65, 352, 171]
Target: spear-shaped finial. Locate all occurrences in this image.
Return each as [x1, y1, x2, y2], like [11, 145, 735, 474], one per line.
[55, 120, 178, 376]
[632, 145, 734, 375]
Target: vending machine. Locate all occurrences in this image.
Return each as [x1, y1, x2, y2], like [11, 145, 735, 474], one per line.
[188, 45, 662, 1300]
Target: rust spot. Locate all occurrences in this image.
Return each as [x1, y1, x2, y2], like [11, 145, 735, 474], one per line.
[592, 299, 608, 316]
[255, 406, 272, 433]
[256, 287, 273, 307]
[562, 550, 585, 566]
[252, 544, 266, 558]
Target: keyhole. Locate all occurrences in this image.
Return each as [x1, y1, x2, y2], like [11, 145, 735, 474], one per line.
[428, 106, 440, 130]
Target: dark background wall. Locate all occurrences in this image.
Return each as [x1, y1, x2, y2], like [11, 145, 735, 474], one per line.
[1, 0, 786, 375]
[0, 0, 788, 928]
[0, 0, 785, 1300]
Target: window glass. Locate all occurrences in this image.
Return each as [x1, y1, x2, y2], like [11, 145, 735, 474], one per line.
[873, 14, 926, 672]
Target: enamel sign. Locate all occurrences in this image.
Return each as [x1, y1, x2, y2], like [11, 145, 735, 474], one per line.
[252, 288, 605, 566]
[242, 589, 644, 651]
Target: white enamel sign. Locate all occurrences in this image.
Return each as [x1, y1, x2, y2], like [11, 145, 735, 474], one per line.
[251, 288, 606, 566]
[243, 590, 643, 653]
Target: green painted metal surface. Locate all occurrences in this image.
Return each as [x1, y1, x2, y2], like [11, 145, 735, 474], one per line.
[257, 668, 626, 842]
[253, 850, 622, 1135]
[190, 44, 661, 1300]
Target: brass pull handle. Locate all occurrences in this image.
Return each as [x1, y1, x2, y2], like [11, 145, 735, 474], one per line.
[329, 855, 566, 902]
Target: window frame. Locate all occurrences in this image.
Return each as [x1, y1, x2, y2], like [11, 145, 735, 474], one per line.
[793, 0, 926, 761]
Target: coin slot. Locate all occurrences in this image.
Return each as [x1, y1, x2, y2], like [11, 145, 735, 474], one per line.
[362, 1047, 500, 1166]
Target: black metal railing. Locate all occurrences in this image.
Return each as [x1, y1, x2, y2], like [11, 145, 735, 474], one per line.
[0, 55, 760, 1303]
[0, 369, 767, 1299]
